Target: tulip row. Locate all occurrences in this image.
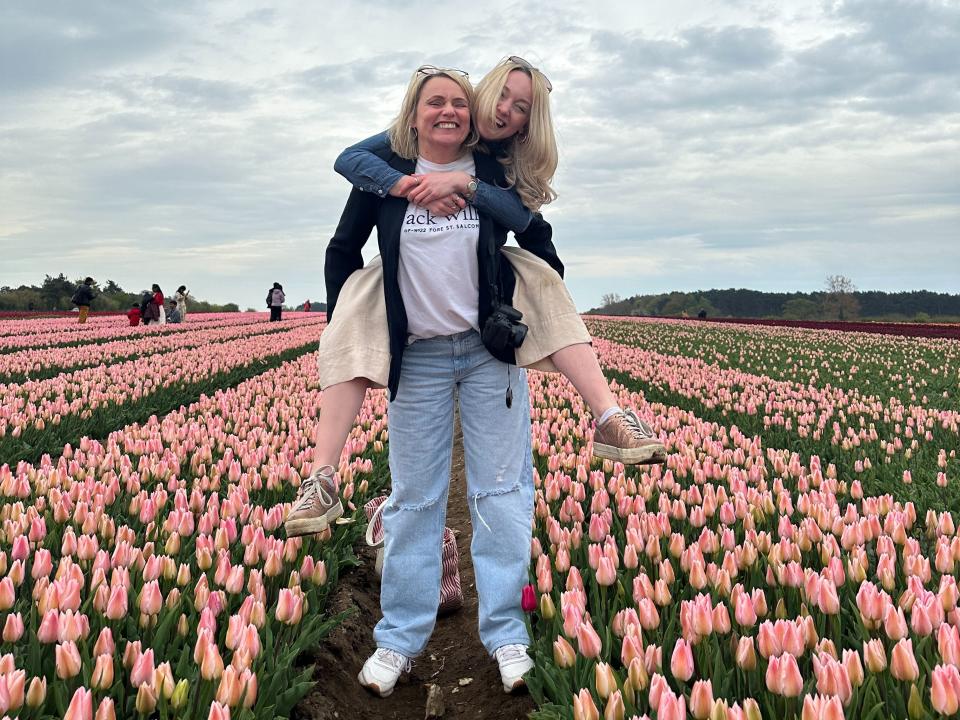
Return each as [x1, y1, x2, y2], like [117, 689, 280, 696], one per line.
[0, 314, 276, 353]
[581, 323, 957, 515]
[0, 342, 393, 719]
[587, 317, 958, 411]
[516, 324, 960, 720]
[0, 321, 328, 465]
[0, 316, 326, 383]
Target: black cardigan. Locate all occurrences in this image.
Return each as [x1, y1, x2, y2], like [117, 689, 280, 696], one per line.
[325, 149, 564, 400]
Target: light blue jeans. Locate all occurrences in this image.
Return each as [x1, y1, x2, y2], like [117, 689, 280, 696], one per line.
[374, 330, 534, 658]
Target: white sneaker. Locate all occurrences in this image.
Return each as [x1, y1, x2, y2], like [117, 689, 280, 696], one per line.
[358, 648, 412, 698]
[494, 644, 534, 693]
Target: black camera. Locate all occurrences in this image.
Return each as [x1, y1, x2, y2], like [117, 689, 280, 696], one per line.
[482, 303, 528, 352]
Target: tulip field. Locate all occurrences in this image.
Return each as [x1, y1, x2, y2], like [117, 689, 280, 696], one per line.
[0, 313, 958, 720]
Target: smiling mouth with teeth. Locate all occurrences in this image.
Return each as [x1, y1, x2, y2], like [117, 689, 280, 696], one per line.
[435, 122, 458, 129]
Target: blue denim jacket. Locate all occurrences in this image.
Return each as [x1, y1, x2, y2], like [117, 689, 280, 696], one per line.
[334, 131, 534, 233]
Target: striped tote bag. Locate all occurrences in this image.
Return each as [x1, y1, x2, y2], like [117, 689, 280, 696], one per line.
[364, 495, 463, 614]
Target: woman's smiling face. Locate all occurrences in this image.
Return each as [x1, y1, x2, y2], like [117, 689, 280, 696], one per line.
[477, 69, 532, 142]
[414, 76, 471, 156]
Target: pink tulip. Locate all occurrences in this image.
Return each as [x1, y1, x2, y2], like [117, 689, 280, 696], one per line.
[130, 648, 155, 688]
[138, 580, 162, 615]
[938, 623, 960, 666]
[862, 638, 887, 673]
[890, 638, 919, 682]
[5, 669, 25, 711]
[95, 698, 116, 720]
[734, 592, 757, 627]
[275, 588, 303, 625]
[0, 578, 15, 610]
[801, 694, 845, 720]
[766, 653, 803, 697]
[576, 618, 603, 659]
[595, 557, 617, 586]
[25, 676, 46, 708]
[2, 612, 24, 643]
[64, 687, 93, 720]
[55, 641, 82, 679]
[553, 637, 576, 668]
[657, 687, 687, 720]
[30, 549, 53, 579]
[93, 627, 115, 656]
[201, 642, 225, 681]
[712, 602, 731, 634]
[931, 664, 960, 716]
[689, 679, 714, 720]
[757, 620, 781, 658]
[123, 639, 142, 669]
[670, 638, 694, 682]
[648, 673, 669, 711]
[572, 688, 599, 720]
[818, 579, 841, 615]
[104, 584, 127, 620]
[91, 654, 114, 689]
[736, 636, 757, 670]
[813, 653, 853, 706]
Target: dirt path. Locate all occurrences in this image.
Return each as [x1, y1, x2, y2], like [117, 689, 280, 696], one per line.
[295, 413, 537, 720]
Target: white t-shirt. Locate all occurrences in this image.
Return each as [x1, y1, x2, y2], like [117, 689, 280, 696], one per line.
[399, 155, 480, 341]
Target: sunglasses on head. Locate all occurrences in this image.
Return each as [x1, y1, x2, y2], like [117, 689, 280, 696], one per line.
[416, 65, 469, 79]
[506, 55, 552, 92]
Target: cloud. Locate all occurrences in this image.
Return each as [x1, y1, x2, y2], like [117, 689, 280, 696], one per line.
[1, 0, 957, 311]
[0, 2, 186, 97]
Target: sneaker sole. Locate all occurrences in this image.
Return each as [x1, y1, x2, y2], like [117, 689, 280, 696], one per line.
[357, 670, 394, 698]
[503, 677, 528, 693]
[284, 502, 344, 537]
[593, 442, 667, 465]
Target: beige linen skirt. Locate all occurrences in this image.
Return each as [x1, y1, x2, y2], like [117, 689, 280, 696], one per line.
[316, 246, 591, 389]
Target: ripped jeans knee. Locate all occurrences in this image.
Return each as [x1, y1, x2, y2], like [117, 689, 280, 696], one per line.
[467, 481, 530, 534]
[388, 492, 446, 513]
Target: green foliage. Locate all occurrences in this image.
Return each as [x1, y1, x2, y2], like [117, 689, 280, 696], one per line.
[781, 297, 820, 320]
[0, 275, 239, 312]
[589, 288, 960, 320]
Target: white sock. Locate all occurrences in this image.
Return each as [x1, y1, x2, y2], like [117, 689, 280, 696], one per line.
[597, 406, 622, 425]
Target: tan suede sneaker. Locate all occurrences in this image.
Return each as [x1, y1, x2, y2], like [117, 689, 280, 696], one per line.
[284, 465, 343, 537]
[593, 410, 667, 465]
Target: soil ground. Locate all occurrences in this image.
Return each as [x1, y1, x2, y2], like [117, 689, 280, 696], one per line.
[294, 415, 538, 720]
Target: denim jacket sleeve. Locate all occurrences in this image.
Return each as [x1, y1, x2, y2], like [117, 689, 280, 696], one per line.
[471, 181, 534, 233]
[333, 131, 404, 198]
[335, 131, 534, 232]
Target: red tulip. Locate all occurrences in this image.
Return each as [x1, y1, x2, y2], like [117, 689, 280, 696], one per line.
[521, 584, 537, 612]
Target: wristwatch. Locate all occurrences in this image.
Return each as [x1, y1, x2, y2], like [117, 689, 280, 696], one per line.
[465, 176, 479, 201]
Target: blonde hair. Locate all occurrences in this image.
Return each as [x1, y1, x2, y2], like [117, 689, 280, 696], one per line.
[388, 69, 479, 160]
[474, 60, 558, 211]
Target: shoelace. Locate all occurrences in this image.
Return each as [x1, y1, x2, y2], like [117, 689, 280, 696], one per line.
[620, 410, 657, 440]
[495, 644, 529, 663]
[292, 467, 335, 512]
[375, 648, 412, 673]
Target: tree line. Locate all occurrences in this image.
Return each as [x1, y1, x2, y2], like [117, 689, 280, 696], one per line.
[591, 282, 960, 322]
[0, 275, 240, 313]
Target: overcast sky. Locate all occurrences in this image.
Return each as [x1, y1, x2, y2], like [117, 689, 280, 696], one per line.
[2, 0, 958, 310]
